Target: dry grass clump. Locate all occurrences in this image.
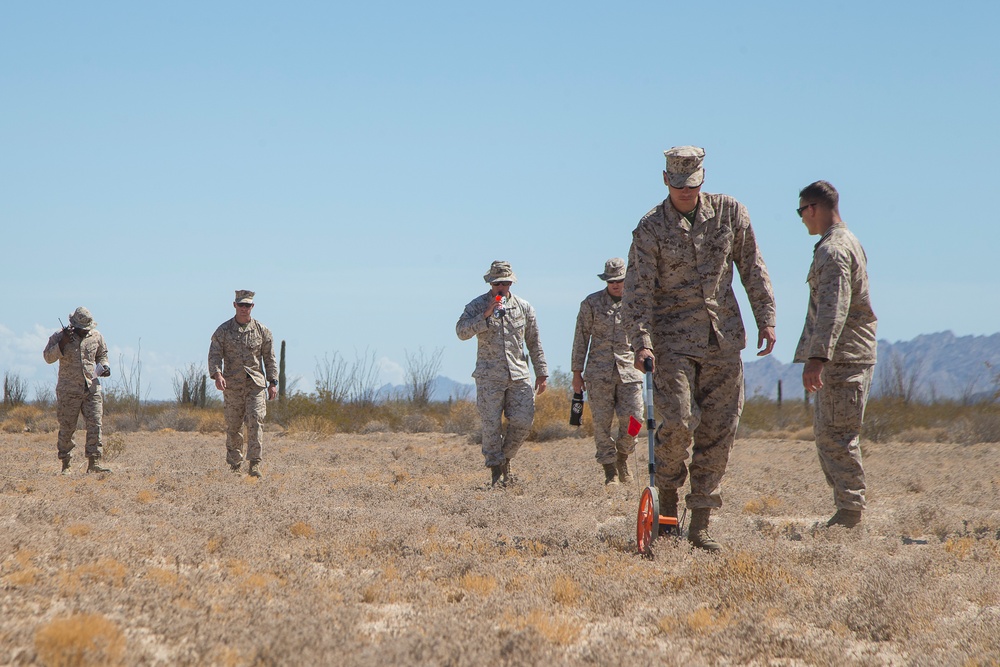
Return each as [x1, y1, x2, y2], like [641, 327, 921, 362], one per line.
[34, 613, 126, 667]
[0, 404, 50, 433]
[284, 415, 337, 438]
[289, 521, 315, 538]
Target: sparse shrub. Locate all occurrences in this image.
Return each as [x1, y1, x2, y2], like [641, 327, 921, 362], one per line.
[285, 415, 337, 438]
[360, 420, 389, 434]
[34, 613, 126, 667]
[530, 383, 585, 442]
[103, 433, 126, 460]
[401, 413, 437, 433]
[197, 410, 226, 433]
[443, 400, 478, 435]
[4, 371, 29, 406]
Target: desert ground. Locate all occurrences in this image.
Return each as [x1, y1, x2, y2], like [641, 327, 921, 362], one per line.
[1, 428, 998, 666]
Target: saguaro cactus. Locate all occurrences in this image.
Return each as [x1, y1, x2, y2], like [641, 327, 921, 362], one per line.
[279, 340, 287, 401]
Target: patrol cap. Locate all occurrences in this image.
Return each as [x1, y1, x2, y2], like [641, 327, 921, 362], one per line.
[598, 257, 626, 282]
[235, 290, 255, 304]
[483, 260, 517, 284]
[664, 145, 706, 188]
[68, 307, 96, 330]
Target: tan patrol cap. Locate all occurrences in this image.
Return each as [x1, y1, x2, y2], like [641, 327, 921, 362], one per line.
[664, 146, 706, 188]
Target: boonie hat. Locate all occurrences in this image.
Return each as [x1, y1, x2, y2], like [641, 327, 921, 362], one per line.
[68, 307, 96, 330]
[483, 261, 517, 284]
[598, 257, 626, 282]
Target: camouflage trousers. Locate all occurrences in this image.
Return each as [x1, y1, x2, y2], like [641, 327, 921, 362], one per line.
[586, 376, 643, 464]
[223, 378, 267, 466]
[55, 382, 103, 460]
[652, 351, 743, 510]
[476, 377, 535, 468]
[813, 363, 873, 511]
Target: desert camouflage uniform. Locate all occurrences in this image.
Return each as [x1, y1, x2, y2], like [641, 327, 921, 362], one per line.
[794, 222, 877, 511]
[43, 328, 109, 461]
[622, 193, 776, 509]
[572, 289, 644, 464]
[208, 318, 278, 467]
[457, 292, 548, 467]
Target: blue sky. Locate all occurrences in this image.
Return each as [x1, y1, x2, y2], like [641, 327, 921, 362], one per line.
[3, 1, 998, 400]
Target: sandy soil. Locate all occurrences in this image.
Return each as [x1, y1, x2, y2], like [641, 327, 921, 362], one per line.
[1, 429, 998, 666]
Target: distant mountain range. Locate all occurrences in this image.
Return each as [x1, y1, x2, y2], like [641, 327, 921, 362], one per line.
[377, 332, 1000, 404]
[744, 331, 1000, 402]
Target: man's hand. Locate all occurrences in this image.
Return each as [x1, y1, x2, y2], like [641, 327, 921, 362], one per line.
[214, 373, 227, 391]
[100, 365, 111, 378]
[535, 376, 548, 395]
[572, 371, 585, 395]
[634, 348, 655, 373]
[802, 358, 825, 392]
[757, 326, 776, 357]
[268, 384, 278, 400]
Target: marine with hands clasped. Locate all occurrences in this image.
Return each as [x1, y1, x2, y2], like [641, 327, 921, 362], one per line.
[456, 261, 549, 487]
[622, 146, 777, 551]
[794, 180, 877, 529]
[208, 290, 278, 479]
[571, 257, 645, 486]
[43, 307, 113, 474]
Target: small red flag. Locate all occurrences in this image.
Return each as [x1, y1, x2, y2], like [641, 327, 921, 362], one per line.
[627, 415, 642, 437]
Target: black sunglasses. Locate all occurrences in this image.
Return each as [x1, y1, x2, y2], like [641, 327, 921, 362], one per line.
[796, 203, 817, 217]
[236, 303, 254, 308]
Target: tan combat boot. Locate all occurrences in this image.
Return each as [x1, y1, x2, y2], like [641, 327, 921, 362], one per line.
[248, 462, 263, 478]
[60, 458, 72, 475]
[603, 463, 619, 485]
[86, 456, 111, 474]
[490, 464, 504, 487]
[826, 508, 862, 528]
[688, 508, 722, 552]
[615, 454, 633, 484]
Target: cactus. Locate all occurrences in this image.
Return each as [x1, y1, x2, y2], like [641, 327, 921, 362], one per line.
[279, 340, 287, 401]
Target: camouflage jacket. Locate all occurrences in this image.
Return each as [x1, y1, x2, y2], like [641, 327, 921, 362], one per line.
[456, 292, 549, 382]
[793, 223, 877, 364]
[571, 289, 643, 384]
[622, 193, 776, 357]
[208, 318, 278, 388]
[43, 328, 109, 391]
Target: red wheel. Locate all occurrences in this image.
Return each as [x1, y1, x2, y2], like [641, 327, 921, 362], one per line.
[637, 487, 660, 554]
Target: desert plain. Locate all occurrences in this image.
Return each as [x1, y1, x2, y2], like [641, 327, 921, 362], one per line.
[1, 429, 999, 666]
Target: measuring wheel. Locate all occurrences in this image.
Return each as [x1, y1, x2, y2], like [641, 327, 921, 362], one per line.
[637, 486, 660, 554]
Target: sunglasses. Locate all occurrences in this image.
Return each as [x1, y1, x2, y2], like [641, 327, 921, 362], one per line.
[607, 280, 624, 284]
[236, 303, 254, 308]
[796, 203, 817, 217]
[494, 281, 512, 287]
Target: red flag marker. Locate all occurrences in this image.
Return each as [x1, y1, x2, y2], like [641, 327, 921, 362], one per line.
[627, 415, 642, 437]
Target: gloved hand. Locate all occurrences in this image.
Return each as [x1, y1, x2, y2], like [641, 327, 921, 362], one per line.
[101, 365, 111, 377]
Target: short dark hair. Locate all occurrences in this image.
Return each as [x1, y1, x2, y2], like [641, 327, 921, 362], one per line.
[799, 180, 839, 210]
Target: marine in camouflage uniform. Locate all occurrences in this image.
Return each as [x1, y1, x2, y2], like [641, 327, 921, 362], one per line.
[794, 180, 877, 529]
[208, 290, 278, 478]
[43, 307, 112, 474]
[622, 146, 777, 551]
[571, 257, 644, 485]
[456, 261, 549, 486]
